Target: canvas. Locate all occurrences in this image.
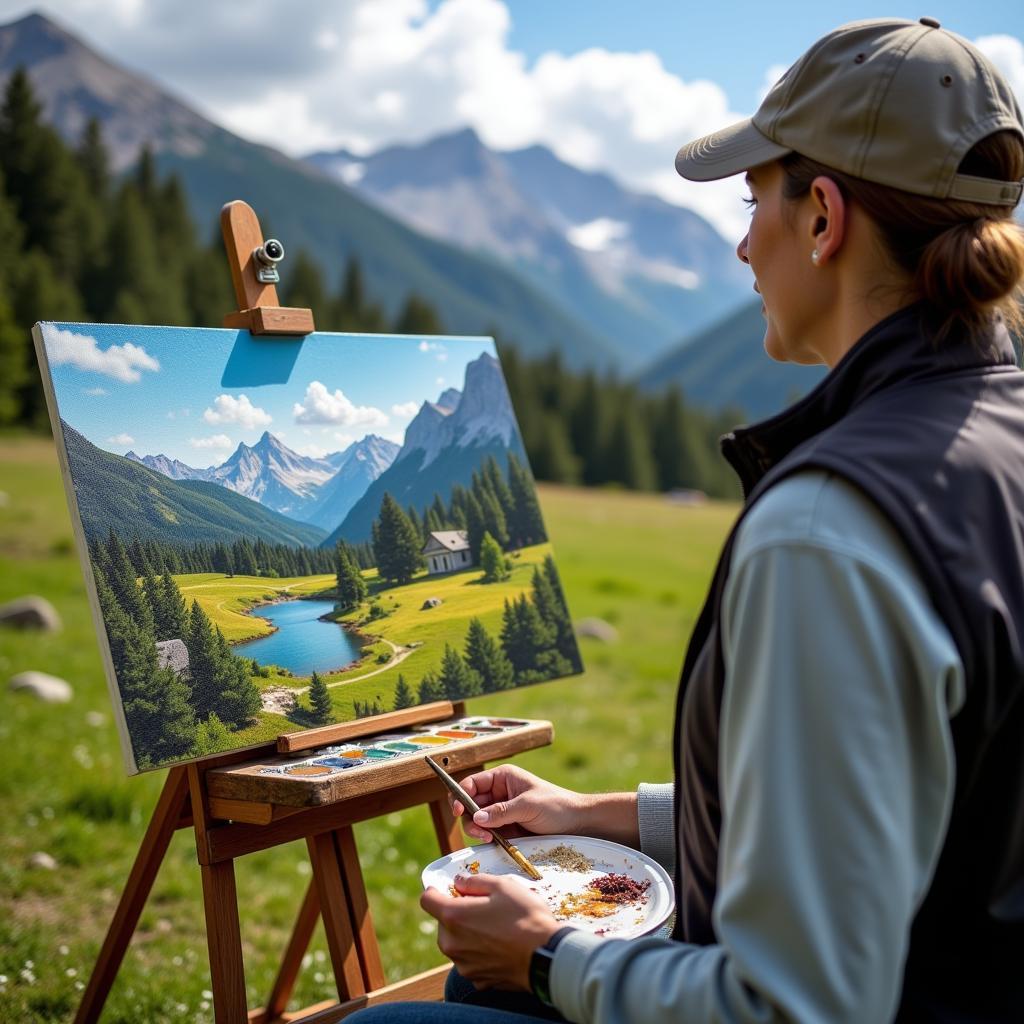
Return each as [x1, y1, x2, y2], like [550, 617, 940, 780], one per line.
[32, 322, 583, 773]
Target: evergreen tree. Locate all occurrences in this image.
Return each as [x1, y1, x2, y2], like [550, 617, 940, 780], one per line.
[479, 531, 509, 583]
[104, 531, 154, 633]
[394, 293, 442, 335]
[77, 117, 110, 202]
[464, 617, 514, 693]
[532, 564, 581, 670]
[500, 595, 554, 681]
[406, 504, 425, 545]
[464, 491, 486, 563]
[309, 671, 332, 724]
[604, 400, 657, 491]
[193, 713, 232, 757]
[418, 671, 443, 704]
[479, 488, 510, 549]
[439, 644, 481, 701]
[506, 453, 546, 547]
[153, 572, 189, 642]
[213, 629, 261, 728]
[0, 172, 25, 426]
[335, 543, 367, 612]
[373, 492, 424, 584]
[185, 599, 224, 723]
[94, 566, 196, 766]
[484, 455, 515, 524]
[393, 674, 416, 710]
[283, 249, 327, 312]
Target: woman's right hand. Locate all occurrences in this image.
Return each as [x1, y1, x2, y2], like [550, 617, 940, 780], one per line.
[450, 764, 587, 841]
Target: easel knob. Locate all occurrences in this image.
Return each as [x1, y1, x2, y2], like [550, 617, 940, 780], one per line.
[221, 200, 315, 336]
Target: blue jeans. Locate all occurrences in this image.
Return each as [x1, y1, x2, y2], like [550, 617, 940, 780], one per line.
[345, 967, 566, 1023]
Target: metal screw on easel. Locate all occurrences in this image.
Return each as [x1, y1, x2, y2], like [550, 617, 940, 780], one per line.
[252, 238, 285, 283]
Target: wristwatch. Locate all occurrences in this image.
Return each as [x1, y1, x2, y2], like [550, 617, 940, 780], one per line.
[529, 926, 577, 1007]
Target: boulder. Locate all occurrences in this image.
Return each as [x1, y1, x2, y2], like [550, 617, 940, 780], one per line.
[0, 595, 62, 632]
[421, 597, 443, 610]
[28, 851, 58, 871]
[8, 671, 73, 703]
[156, 638, 190, 675]
[575, 617, 619, 644]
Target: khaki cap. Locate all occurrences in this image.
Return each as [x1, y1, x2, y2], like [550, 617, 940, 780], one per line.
[676, 17, 1024, 206]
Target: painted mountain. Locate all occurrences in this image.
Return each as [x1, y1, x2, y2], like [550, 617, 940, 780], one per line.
[125, 431, 400, 530]
[60, 421, 327, 548]
[306, 127, 751, 369]
[0, 12, 623, 369]
[636, 300, 828, 419]
[325, 352, 523, 545]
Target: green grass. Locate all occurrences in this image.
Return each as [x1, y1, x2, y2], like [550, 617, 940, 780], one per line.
[0, 437, 737, 1022]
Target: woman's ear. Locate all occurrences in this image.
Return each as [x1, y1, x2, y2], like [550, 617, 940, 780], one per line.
[808, 175, 846, 266]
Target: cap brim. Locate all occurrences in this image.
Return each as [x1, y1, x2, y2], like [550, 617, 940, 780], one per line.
[675, 119, 791, 181]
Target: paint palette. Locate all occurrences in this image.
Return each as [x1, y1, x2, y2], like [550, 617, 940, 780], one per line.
[254, 716, 534, 779]
[422, 836, 674, 939]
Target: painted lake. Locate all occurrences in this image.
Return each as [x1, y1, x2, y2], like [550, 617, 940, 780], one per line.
[235, 599, 363, 676]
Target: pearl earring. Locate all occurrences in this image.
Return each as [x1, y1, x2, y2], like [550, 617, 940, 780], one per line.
[811, 249, 820, 265]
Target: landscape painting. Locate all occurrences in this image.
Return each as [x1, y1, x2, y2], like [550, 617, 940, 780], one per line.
[32, 322, 583, 773]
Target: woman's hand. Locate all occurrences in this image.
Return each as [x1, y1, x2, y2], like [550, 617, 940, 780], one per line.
[450, 764, 588, 841]
[420, 873, 561, 990]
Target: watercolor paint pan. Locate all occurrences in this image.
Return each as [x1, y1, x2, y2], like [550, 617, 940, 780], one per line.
[361, 748, 398, 760]
[313, 757, 364, 770]
[433, 729, 479, 739]
[284, 764, 335, 777]
[408, 735, 451, 746]
[381, 741, 422, 753]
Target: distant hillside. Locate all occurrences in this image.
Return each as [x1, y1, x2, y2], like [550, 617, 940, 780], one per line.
[0, 12, 622, 370]
[60, 422, 326, 548]
[636, 300, 828, 420]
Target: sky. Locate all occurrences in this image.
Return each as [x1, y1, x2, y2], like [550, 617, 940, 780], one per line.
[0, 1, 1021, 239]
[37, 323, 493, 466]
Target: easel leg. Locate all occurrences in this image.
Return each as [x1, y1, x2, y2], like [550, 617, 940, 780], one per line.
[429, 797, 465, 855]
[261, 880, 321, 1023]
[200, 859, 248, 1024]
[74, 767, 191, 1024]
[334, 826, 386, 990]
[308, 831, 365, 1000]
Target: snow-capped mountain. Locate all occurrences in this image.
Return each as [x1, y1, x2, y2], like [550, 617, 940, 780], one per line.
[207, 432, 338, 520]
[124, 451, 212, 481]
[126, 431, 399, 530]
[305, 128, 751, 368]
[304, 435, 401, 531]
[324, 352, 524, 546]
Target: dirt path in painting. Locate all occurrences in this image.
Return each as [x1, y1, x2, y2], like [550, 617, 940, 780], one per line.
[283, 638, 416, 695]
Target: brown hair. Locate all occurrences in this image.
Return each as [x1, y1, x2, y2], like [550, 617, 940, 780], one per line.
[780, 130, 1024, 344]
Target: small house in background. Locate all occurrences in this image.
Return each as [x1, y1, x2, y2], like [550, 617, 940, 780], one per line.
[423, 530, 471, 575]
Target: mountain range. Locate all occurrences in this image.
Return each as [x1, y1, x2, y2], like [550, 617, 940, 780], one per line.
[0, 11, 749, 372]
[62, 422, 327, 548]
[324, 351, 524, 546]
[306, 128, 750, 367]
[127, 432, 400, 532]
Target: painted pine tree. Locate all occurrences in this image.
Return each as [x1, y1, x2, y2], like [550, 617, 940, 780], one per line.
[309, 671, 332, 724]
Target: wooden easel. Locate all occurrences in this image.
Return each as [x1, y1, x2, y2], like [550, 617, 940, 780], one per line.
[73, 202, 555, 1023]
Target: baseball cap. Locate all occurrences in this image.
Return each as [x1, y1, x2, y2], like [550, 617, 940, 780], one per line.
[675, 17, 1024, 206]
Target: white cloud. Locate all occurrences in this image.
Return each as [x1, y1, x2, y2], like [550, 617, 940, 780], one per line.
[203, 394, 272, 429]
[106, 433, 134, 446]
[567, 217, 629, 253]
[190, 434, 235, 451]
[45, 328, 159, 383]
[436, 376, 446, 386]
[293, 441, 332, 458]
[391, 400, 420, 418]
[976, 35, 1024, 104]
[293, 381, 389, 427]
[84, 386, 108, 396]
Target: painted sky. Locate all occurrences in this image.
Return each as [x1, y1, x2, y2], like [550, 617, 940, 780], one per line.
[1, 1, 1019, 240]
[37, 323, 494, 466]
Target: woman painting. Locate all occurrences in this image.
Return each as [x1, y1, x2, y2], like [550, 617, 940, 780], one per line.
[350, 17, 1024, 1023]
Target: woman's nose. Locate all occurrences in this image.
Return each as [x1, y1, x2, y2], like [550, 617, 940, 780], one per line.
[736, 233, 750, 264]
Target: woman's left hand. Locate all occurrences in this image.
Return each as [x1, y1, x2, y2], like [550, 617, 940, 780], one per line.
[420, 873, 561, 990]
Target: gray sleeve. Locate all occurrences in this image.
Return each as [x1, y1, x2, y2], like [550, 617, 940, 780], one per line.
[551, 475, 963, 1024]
[636, 782, 675, 874]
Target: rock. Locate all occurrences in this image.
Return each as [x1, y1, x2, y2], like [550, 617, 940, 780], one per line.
[576, 617, 619, 644]
[0, 596, 62, 632]
[421, 597, 443, 610]
[156, 638, 190, 675]
[8, 671, 73, 703]
[28, 851, 58, 871]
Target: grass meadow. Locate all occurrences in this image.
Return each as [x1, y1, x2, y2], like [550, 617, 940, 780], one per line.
[0, 435, 737, 1023]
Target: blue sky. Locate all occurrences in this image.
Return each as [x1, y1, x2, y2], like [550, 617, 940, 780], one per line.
[0, 1, 1020, 239]
[38, 323, 494, 467]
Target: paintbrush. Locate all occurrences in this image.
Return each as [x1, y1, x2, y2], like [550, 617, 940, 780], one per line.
[424, 755, 543, 881]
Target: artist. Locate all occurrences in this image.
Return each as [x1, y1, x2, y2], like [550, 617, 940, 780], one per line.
[348, 18, 1024, 1023]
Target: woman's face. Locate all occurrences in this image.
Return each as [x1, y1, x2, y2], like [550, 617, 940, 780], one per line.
[736, 161, 829, 365]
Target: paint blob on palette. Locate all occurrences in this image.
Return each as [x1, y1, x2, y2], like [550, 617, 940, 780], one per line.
[256, 717, 532, 778]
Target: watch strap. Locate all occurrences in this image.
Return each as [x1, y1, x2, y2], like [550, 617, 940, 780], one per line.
[529, 926, 577, 1007]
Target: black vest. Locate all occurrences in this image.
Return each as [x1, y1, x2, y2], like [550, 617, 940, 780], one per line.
[671, 305, 1024, 1022]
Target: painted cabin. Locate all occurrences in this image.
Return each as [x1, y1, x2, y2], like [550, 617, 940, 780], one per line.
[423, 530, 471, 575]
